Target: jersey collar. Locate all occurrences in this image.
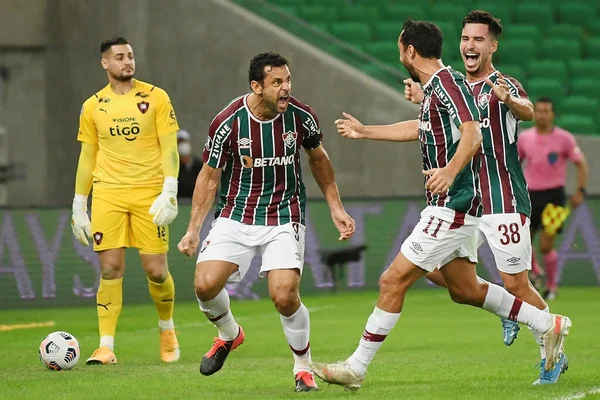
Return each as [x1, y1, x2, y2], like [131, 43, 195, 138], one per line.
[422, 66, 450, 90]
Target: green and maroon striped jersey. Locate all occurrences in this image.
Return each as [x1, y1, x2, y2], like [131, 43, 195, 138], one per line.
[202, 94, 322, 226]
[469, 71, 531, 217]
[419, 67, 482, 217]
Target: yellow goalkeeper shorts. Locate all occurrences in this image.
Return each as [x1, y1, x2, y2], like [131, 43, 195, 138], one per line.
[541, 203, 570, 236]
[90, 184, 169, 254]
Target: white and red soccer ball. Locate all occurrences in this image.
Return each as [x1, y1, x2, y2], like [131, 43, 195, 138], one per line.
[39, 331, 80, 371]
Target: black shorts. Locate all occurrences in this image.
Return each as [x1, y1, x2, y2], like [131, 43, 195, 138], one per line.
[529, 187, 566, 233]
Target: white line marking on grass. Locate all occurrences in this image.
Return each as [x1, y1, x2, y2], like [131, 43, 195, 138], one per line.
[0, 321, 55, 332]
[555, 387, 600, 400]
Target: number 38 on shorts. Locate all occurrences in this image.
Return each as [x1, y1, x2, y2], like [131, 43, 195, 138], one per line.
[478, 213, 532, 274]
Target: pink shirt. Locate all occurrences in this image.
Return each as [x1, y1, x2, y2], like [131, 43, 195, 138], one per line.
[517, 126, 583, 191]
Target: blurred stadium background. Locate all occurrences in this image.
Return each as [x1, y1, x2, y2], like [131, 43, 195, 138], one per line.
[2, 1, 600, 398]
[1, 0, 598, 308]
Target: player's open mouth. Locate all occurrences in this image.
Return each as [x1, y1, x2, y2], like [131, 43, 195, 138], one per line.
[464, 52, 480, 67]
[278, 95, 289, 107]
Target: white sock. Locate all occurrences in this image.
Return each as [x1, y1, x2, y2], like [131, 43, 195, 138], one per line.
[528, 306, 550, 359]
[100, 335, 114, 351]
[159, 319, 174, 331]
[280, 303, 311, 375]
[482, 284, 552, 333]
[347, 307, 401, 377]
[197, 288, 239, 341]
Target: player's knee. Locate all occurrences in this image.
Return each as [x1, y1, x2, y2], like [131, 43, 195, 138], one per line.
[99, 260, 124, 279]
[146, 269, 166, 283]
[194, 272, 222, 301]
[270, 287, 299, 315]
[540, 242, 553, 254]
[448, 287, 477, 305]
[378, 268, 408, 297]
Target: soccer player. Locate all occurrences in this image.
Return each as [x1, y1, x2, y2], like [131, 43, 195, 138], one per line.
[403, 11, 566, 384]
[71, 37, 181, 365]
[310, 20, 571, 390]
[518, 98, 588, 300]
[177, 52, 355, 392]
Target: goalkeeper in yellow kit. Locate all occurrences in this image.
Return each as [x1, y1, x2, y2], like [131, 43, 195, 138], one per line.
[71, 37, 181, 365]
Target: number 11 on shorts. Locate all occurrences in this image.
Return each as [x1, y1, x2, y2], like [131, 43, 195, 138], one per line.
[423, 216, 443, 238]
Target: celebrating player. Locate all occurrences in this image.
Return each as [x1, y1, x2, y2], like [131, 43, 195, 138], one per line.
[402, 11, 566, 384]
[519, 98, 588, 300]
[310, 20, 571, 390]
[71, 37, 181, 365]
[177, 52, 355, 392]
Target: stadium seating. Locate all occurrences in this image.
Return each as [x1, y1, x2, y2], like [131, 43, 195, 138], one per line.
[244, 0, 600, 133]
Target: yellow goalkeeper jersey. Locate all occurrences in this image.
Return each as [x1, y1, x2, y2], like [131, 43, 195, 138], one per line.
[77, 79, 180, 187]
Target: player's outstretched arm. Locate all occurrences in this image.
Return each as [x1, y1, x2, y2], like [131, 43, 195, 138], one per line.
[305, 145, 355, 241]
[178, 165, 221, 256]
[424, 121, 482, 195]
[72, 142, 98, 246]
[149, 132, 179, 226]
[335, 112, 419, 142]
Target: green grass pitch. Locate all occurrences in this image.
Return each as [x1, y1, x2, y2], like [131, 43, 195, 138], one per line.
[1, 288, 599, 400]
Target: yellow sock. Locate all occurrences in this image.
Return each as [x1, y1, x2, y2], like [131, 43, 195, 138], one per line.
[148, 273, 175, 323]
[97, 278, 123, 342]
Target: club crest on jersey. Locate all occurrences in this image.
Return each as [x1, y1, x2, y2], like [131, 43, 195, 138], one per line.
[478, 92, 492, 110]
[237, 137, 252, 149]
[204, 136, 212, 151]
[282, 131, 298, 148]
[137, 101, 149, 114]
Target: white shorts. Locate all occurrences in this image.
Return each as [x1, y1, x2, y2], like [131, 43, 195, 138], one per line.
[477, 213, 532, 274]
[401, 206, 480, 272]
[196, 218, 305, 283]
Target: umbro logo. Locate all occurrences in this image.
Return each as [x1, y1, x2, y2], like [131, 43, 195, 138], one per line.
[507, 257, 521, 266]
[412, 242, 423, 252]
[237, 137, 252, 149]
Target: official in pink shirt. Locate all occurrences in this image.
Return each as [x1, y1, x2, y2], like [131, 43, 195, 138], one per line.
[518, 97, 589, 300]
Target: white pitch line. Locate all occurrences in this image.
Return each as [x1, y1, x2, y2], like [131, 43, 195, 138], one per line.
[554, 387, 600, 400]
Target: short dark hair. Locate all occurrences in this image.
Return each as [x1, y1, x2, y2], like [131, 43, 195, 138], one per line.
[535, 97, 555, 111]
[463, 10, 503, 38]
[100, 37, 129, 54]
[248, 52, 290, 85]
[399, 20, 443, 59]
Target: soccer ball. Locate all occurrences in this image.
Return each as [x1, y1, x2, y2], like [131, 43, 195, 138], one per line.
[39, 331, 80, 371]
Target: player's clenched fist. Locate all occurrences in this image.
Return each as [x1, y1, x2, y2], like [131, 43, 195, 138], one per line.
[178, 231, 200, 257]
[331, 208, 356, 241]
[422, 167, 456, 196]
[403, 79, 424, 104]
[335, 112, 365, 139]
